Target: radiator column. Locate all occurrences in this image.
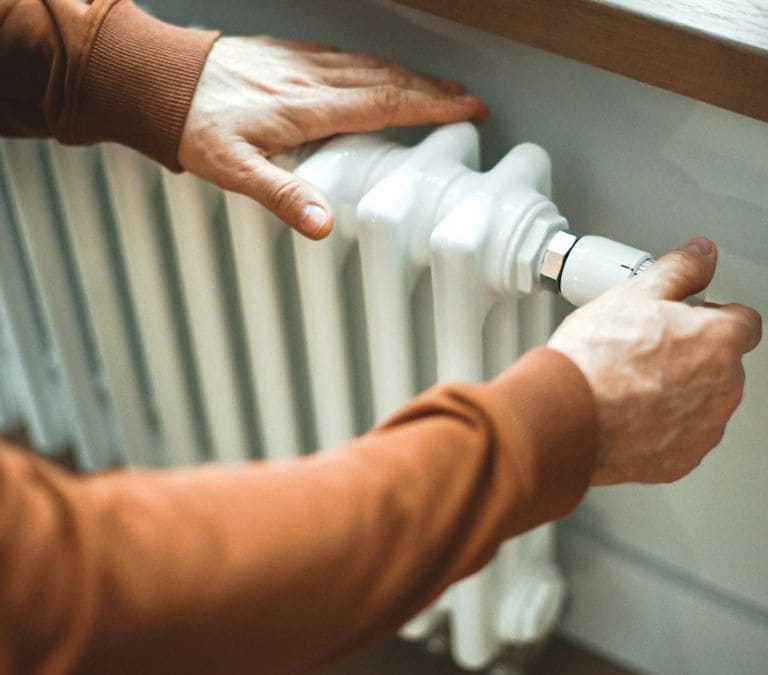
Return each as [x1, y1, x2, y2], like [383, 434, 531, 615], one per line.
[429, 149, 568, 670]
[0, 124, 670, 674]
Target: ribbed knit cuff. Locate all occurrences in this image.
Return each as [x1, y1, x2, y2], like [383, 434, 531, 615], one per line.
[74, 1, 219, 171]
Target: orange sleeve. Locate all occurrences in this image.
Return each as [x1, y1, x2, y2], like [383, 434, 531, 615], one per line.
[0, 0, 218, 169]
[0, 347, 597, 675]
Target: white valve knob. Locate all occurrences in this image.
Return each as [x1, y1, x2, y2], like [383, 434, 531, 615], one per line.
[559, 235, 654, 306]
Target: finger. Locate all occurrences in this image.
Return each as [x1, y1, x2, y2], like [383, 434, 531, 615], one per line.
[308, 54, 467, 94]
[717, 303, 763, 353]
[225, 145, 334, 239]
[257, 36, 340, 53]
[319, 66, 449, 95]
[630, 237, 717, 301]
[310, 52, 467, 93]
[438, 80, 468, 95]
[317, 85, 488, 130]
[305, 50, 389, 68]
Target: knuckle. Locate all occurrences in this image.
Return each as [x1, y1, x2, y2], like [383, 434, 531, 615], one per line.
[657, 249, 706, 288]
[232, 164, 254, 192]
[657, 456, 691, 484]
[230, 154, 263, 192]
[723, 376, 745, 415]
[706, 424, 727, 451]
[356, 52, 386, 67]
[712, 317, 747, 358]
[726, 390, 744, 417]
[662, 466, 689, 484]
[372, 84, 404, 113]
[709, 342, 736, 373]
[662, 449, 707, 483]
[664, 250, 690, 267]
[287, 72, 316, 88]
[671, 266, 700, 291]
[383, 65, 412, 88]
[663, 250, 698, 280]
[266, 178, 302, 215]
[696, 316, 741, 365]
[720, 317, 743, 345]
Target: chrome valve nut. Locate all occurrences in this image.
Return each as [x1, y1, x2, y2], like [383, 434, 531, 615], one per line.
[539, 230, 579, 293]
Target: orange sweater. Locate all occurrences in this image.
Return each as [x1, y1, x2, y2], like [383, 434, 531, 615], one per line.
[0, 0, 217, 170]
[0, 349, 597, 674]
[0, 2, 599, 673]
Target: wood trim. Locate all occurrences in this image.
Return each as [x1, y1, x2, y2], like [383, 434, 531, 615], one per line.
[394, 0, 768, 124]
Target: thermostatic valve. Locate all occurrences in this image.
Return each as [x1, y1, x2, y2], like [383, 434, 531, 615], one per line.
[539, 233, 654, 307]
[559, 235, 654, 306]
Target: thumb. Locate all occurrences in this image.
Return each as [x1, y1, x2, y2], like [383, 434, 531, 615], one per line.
[632, 237, 717, 301]
[229, 148, 334, 239]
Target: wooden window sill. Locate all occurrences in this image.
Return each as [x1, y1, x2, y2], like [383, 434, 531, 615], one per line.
[394, 0, 768, 124]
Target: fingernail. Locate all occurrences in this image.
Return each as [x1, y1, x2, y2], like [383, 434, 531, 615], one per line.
[684, 237, 713, 256]
[301, 203, 328, 238]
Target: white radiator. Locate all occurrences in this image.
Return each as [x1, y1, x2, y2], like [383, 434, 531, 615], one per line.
[0, 123, 652, 670]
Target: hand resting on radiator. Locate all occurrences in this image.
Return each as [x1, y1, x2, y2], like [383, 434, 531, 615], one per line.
[178, 36, 487, 240]
[547, 237, 762, 486]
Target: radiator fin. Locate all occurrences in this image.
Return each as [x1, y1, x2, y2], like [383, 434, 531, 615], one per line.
[0, 125, 565, 670]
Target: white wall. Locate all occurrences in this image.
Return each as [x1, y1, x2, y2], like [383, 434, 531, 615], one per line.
[149, 2, 768, 671]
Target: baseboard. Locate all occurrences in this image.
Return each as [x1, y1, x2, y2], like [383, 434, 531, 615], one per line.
[557, 523, 768, 675]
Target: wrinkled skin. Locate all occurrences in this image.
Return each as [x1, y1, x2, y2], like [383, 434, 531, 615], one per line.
[548, 238, 762, 485]
[179, 36, 487, 239]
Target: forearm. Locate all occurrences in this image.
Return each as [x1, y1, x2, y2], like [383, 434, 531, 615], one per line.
[0, 0, 217, 169]
[0, 347, 597, 675]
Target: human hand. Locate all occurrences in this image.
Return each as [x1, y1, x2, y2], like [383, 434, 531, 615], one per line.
[547, 238, 762, 486]
[178, 36, 487, 239]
